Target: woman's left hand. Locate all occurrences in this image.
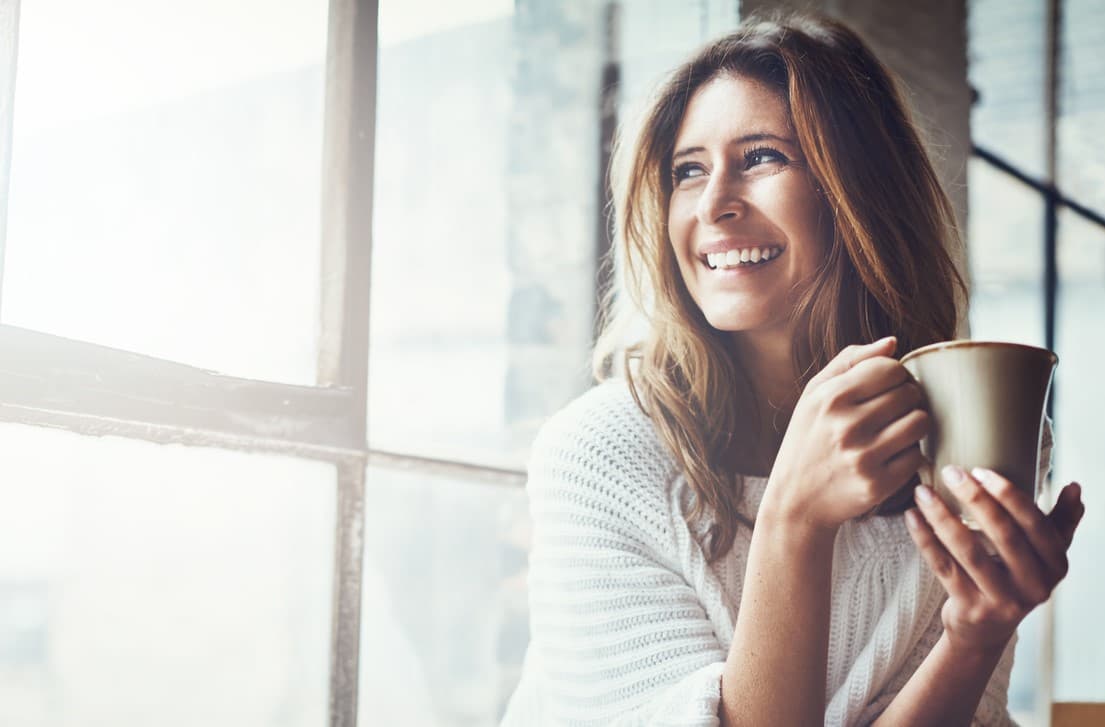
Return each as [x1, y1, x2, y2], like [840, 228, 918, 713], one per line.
[905, 465, 1085, 652]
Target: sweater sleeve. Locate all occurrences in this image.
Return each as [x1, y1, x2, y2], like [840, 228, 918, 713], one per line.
[508, 388, 728, 726]
[855, 417, 1055, 726]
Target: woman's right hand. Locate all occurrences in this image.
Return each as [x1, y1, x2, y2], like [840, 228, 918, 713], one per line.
[764, 336, 930, 532]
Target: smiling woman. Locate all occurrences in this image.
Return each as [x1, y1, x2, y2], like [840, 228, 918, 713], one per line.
[502, 12, 1085, 727]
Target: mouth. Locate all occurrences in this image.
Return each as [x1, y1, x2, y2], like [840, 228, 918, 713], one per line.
[700, 244, 785, 271]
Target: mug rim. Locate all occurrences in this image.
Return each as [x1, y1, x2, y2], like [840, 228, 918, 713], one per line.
[900, 339, 1059, 366]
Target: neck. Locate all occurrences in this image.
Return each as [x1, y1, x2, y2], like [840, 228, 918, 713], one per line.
[731, 328, 800, 414]
[728, 328, 800, 476]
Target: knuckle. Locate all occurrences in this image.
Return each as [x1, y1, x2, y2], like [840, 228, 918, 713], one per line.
[964, 546, 991, 573]
[992, 520, 1020, 547]
[965, 605, 990, 625]
[855, 449, 879, 476]
[932, 554, 956, 579]
[1000, 604, 1025, 624]
[1027, 584, 1051, 605]
[1057, 554, 1070, 580]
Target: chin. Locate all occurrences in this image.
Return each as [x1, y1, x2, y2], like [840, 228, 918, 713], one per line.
[699, 306, 782, 335]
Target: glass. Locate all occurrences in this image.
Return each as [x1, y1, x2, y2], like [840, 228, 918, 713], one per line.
[967, 157, 1046, 347]
[1052, 208, 1105, 702]
[2, 0, 329, 385]
[358, 465, 529, 726]
[367, 1, 602, 468]
[967, 0, 1048, 180]
[0, 423, 335, 726]
[618, 0, 737, 114]
[1057, 0, 1105, 215]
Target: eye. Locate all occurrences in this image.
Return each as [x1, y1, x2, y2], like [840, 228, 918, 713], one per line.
[672, 162, 706, 185]
[744, 146, 789, 169]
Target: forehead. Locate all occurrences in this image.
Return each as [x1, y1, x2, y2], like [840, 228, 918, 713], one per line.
[673, 74, 792, 146]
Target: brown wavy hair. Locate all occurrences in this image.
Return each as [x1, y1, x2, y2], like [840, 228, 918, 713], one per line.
[593, 13, 967, 563]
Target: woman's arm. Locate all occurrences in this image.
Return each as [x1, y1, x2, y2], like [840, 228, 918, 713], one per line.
[719, 506, 837, 727]
[720, 337, 932, 726]
[869, 630, 1006, 726]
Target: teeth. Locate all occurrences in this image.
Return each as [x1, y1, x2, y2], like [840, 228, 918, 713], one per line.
[706, 246, 783, 269]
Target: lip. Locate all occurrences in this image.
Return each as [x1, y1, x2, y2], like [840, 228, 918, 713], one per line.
[697, 238, 784, 263]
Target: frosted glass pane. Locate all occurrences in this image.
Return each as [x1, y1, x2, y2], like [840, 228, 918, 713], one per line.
[1053, 211, 1105, 702]
[0, 424, 335, 726]
[2, 0, 328, 385]
[366, 4, 599, 469]
[358, 466, 529, 726]
[1058, 0, 1105, 216]
[967, 158, 1045, 347]
[968, 0, 1047, 179]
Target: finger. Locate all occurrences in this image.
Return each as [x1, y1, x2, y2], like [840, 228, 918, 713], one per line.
[837, 356, 912, 403]
[810, 336, 897, 386]
[882, 442, 927, 490]
[871, 407, 930, 464]
[914, 483, 1020, 603]
[854, 379, 924, 433]
[904, 507, 978, 601]
[1046, 482, 1085, 548]
[971, 467, 1069, 576]
[946, 466, 1054, 603]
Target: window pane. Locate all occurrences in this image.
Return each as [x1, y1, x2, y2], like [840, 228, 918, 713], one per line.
[1053, 209, 1105, 702]
[358, 465, 529, 726]
[967, 157, 1046, 347]
[1058, 0, 1105, 214]
[968, 0, 1047, 179]
[2, 0, 328, 385]
[0, 424, 335, 726]
[367, 1, 595, 469]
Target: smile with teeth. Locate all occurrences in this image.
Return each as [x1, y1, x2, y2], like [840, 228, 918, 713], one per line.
[705, 246, 784, 270]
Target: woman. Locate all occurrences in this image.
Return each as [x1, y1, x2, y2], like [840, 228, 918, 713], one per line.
[502, 13, 1084, 726]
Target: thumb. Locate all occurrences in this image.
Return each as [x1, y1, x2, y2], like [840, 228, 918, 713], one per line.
[1048, 482, 1085, 548]
[811, 336, 897, 386]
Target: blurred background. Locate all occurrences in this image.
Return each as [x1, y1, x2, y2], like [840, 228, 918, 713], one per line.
[0, 0, 1101, 725]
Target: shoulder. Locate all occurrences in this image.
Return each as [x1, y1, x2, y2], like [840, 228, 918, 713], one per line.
[527, 378, 681, 544]
[531, 377, 674, 475]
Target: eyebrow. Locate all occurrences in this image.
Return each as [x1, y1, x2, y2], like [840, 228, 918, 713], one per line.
[671, 133, 797, 162]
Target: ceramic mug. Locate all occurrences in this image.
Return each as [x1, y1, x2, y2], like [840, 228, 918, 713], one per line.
[900, 340, 1057, 528]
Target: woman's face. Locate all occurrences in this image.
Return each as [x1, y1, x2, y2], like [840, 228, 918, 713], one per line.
[667, 73, 830, 336]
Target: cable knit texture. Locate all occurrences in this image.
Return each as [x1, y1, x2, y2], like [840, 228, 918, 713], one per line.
[502, 379, 1052, 726]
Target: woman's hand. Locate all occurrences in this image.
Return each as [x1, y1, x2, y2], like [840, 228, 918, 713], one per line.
[764, 336, 931, 531]
[906, 466, 1085, 652]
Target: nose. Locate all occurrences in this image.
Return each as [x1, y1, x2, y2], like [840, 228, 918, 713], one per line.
[696, 172, 746, 225]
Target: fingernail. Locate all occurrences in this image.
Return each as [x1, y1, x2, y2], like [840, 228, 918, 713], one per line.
[915, 485, 934, 504]
[971, 467, 999, 493]
[942, 465, 966, 488]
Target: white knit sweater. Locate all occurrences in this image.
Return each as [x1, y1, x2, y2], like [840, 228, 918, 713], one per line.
[502, 378, 1049, 726]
